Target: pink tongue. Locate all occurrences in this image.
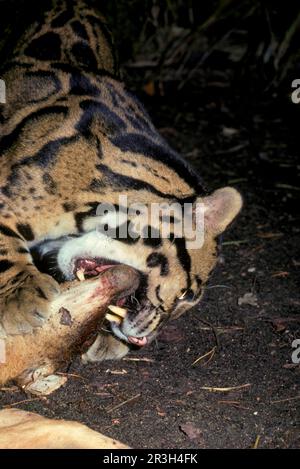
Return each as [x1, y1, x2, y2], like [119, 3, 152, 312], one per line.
[128, 336, 147, 347]
[117, 297, 126, 306]
[95, 264, 116, 273]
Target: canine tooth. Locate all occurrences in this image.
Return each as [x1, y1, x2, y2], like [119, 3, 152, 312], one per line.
[76, 269, 85, 282]
[105, 313, 122, 324]
[107, 305, 127, 318]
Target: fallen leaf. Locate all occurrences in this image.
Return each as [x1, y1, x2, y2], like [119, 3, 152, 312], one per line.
[238, 292, 258, 307]
[143, 81, 155, 96]
[180, 422, 203, 441]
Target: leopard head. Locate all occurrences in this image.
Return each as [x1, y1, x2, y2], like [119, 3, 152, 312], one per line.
[104, 187, 242, 346]
[33, 187, 242, 347]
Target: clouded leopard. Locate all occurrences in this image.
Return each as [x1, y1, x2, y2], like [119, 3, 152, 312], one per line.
[0, 0, 242, 361]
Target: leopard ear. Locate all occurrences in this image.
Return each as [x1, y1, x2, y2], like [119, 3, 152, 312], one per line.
[197, 187, 242, 236]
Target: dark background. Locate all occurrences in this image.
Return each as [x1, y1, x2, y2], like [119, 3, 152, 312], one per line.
[0, 0, 299, 449]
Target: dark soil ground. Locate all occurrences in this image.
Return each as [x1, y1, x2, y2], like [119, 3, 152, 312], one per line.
[0, 59, 299, 449]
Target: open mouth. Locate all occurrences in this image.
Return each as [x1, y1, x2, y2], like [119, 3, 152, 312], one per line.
[74, 257, 120, 280]
[105, 305, 148, 347]
[74, 257, 148, 347]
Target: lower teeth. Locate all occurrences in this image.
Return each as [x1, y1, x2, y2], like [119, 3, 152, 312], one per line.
[76, 268, 85, 281]
[105, 312, 122, 324]
[107, 304, 127, 318]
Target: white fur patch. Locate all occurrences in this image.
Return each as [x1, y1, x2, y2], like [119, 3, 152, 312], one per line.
[56, 231, 146, 279]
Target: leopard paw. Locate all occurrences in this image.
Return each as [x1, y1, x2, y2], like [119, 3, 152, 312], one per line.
[0, 271, 60, 335]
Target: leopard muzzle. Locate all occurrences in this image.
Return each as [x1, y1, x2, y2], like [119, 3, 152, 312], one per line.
[74, 258, 162, 346]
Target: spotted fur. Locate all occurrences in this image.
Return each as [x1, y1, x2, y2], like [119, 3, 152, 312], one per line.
[0, 0, 242, 358]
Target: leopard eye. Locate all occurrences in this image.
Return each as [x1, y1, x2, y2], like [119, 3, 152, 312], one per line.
[178, 289, 195, 301]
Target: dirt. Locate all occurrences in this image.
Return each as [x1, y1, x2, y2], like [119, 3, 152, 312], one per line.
[0, 65, 299, 449]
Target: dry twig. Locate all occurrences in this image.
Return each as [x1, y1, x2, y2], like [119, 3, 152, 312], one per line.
[200, 383, 251, 393]
[4, 396, 47, 408]
[192, 346, 216, 366]
[106, 393, 141, 414]
[253, 435, 261, 449]
[270, 395, 300, 404]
